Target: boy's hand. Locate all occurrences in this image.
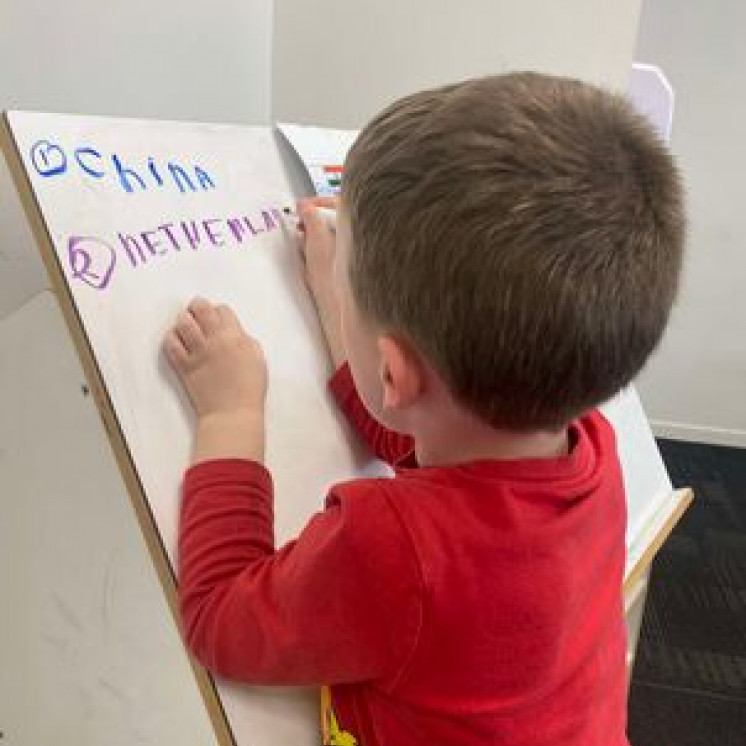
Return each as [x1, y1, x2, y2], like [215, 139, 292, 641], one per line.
[297, 196, 338, 297]
[164, 298, 267, 463]
[297, 197, 346, 368]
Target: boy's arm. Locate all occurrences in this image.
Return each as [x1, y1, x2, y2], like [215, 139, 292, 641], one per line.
[178, 460, 421, 685]
[298, 200, 415, 466]
[163, 301, 422, 682]
[329, 362, 415, 466]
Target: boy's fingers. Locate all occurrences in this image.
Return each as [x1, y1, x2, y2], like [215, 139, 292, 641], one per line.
[297, 202, 332, 241]
[215, 303, 240, 330]
[297, 195, 338, 211]
[163, 332, 189, 370]
[188, 297, 221, 334]
[175, 309, 205, 352]
[296, 199, 316, 223]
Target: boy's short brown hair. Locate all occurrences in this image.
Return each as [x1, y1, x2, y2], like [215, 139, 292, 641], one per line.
[342, 72, 685, 430]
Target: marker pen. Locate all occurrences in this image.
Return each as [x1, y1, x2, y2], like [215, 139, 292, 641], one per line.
[282, 205, 337, 233]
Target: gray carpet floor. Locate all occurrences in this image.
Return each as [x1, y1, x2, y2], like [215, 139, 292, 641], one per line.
[628, 439, 746, 745]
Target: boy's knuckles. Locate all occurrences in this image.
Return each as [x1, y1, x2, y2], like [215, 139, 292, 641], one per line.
[188, 296, 210, 313]
[215, 304, 234, 323]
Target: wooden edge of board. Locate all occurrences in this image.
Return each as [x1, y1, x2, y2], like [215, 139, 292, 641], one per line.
[623, 573, 648, 614]
[0, 111, 237, 746]
[623, 486, 694, 594]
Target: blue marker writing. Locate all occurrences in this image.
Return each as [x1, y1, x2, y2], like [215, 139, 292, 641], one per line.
[30, 140, 67, 177]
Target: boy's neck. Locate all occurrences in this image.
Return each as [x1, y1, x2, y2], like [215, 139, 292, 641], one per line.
[411, 400, 570, 468]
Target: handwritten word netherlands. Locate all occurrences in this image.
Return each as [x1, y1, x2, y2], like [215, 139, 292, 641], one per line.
[30, 139, 215, 195]
[67, 209, 283, 291]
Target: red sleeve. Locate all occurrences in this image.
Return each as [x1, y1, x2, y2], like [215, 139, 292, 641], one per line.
[328, 362, 415, 466]
[178, 459, 421, 686]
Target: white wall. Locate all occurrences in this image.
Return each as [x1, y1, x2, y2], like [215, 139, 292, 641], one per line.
[0, 0, 272, 319]
[634, 1, 746, 446]
[273, 0, 642, 128]
[0, 294, 221, 746]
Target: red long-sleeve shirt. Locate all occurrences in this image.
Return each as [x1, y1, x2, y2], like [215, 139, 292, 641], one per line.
[178, 364, 630, 746]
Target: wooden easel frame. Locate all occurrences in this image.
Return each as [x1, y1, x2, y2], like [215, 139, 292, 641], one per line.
[624, 487, 693, 595]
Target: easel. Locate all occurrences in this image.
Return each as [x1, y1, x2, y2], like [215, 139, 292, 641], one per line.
[0, 115, 693, 745]
[623, 487, 693, 673]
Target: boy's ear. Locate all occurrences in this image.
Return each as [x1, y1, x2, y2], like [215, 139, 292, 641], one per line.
[377, 334, 425, 411]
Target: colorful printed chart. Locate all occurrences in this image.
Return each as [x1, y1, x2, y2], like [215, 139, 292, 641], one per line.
[277, 123, 358, 195]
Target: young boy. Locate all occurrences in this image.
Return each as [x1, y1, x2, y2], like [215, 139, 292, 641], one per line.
[164, 73, 684, 746]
